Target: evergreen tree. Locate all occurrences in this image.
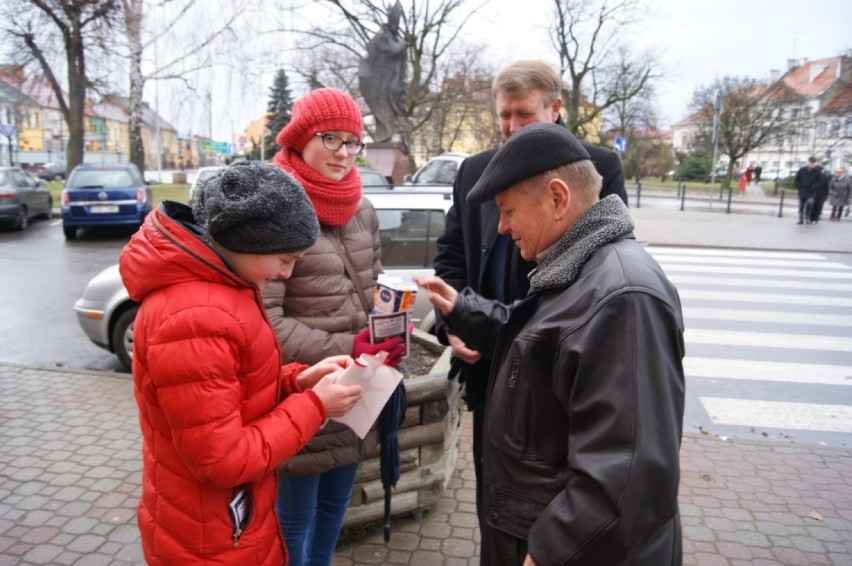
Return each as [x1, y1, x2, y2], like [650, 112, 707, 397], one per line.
[265, 69, 294, 158]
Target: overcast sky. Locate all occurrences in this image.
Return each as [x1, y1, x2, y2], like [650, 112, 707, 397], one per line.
[177, 0, 852, 142]
[470, 0, 852, 127]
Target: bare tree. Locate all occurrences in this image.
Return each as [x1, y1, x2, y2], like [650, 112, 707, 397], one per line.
[603, 46, 658, 136]
[116, 0, 248, 174]
[286, 0, 486, 157]
[413, 41, 497, 157]
[1, 0, 119, 174]
[690, 77, 795, 190]
[548, 0, 659, 141]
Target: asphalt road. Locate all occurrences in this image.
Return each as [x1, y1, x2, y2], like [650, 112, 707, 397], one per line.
[0, 216, 132, 372]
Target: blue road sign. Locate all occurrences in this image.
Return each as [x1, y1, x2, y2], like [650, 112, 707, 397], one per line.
[614, 137, 627, 153]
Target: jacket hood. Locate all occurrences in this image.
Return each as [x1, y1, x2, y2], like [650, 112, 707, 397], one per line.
[120, 201, 248, 303]
[529, 194, 635, 293]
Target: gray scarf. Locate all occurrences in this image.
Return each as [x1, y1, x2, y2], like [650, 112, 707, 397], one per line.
[529, 195, 634, 293]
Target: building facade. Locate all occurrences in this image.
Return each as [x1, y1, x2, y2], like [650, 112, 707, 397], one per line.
[0, 66, 193, 172]
[672, 55, 852, 174]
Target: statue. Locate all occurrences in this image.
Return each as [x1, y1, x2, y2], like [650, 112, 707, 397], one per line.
[358, 2, 407, 144]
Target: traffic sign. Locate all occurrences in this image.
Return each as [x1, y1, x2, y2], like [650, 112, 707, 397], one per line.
[201, 140, 229, 154]
[614, 137, 627, 153]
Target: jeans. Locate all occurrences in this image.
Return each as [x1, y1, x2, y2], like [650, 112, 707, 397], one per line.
[276, 463, 358, 566]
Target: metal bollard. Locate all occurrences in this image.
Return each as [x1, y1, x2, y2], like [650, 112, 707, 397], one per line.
[726, 185, 733, 213]
[778, 190, 785, 218]
[680, 183, 686, 211]
[636, 181, 641, 208]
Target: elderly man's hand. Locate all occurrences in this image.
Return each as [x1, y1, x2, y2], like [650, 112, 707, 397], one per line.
[446, 332, 481, 364]
[412, 275, 458, 315]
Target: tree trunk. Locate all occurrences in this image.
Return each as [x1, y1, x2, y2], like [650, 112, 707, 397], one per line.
[125, 0, 146, 174]
[65, 21, 86, 169]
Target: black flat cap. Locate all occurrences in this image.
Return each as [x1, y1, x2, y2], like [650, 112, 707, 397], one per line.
[467, 122, 590, 205]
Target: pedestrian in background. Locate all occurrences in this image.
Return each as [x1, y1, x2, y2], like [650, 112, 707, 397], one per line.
[828, 168, 851, 221]
[432, 59, 626, 533]
[811, 158, 832, 223]
[119, 161, 362, 565]
[419, 123, 685, 566]
[264, 87, 406, 566]
[753, 163, 763, 184]
[794, 157, 821, 224]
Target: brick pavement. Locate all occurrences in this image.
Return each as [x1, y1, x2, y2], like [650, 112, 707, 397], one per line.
[1, 362, 851, 565]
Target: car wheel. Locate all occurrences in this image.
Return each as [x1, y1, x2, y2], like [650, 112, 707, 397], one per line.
[63, 224, 77, 239]
[14, 206, 28, 230]
[111, 306, 138, 372]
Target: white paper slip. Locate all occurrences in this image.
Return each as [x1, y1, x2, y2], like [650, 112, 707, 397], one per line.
[331, 353, 403, 439]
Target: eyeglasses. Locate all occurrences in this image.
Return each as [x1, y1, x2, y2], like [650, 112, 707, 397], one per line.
[315, 132, 365, 156]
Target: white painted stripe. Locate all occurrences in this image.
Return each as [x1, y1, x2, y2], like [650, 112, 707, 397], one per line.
[654, 264, 852, 279]
[670, 275, 852, 293]
[646, 247, 824, 260]
[685, 328, 852, 352]
[700, 397, 852, 433]
[656, 256, 850, 270]
[678, 289, 852, 308]
[683, 307, 852, 327]
[685, 357, 852, 386]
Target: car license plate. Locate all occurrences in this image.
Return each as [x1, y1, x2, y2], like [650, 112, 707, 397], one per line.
[90, 205, 119, 214]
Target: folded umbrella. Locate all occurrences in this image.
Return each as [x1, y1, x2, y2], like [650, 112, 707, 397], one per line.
[378, 382, 404, 542]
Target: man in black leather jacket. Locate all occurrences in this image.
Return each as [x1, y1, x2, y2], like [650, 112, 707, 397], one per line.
[419, 123, 684, 565]
[433, 60, 626, 530]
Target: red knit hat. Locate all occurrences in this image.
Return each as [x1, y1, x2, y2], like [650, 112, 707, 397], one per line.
[275, 88, 363, 152]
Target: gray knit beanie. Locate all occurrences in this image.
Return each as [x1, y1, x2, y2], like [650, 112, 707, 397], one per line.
[192, 161, 319, 254]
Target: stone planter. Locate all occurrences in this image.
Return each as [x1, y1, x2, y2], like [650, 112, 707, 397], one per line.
[341, 330, 460, 527]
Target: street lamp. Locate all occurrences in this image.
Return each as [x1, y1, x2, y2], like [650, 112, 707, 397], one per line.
[710, 89, 723, 199]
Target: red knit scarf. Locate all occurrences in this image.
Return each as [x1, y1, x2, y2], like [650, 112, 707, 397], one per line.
[273, 148, 362, 227]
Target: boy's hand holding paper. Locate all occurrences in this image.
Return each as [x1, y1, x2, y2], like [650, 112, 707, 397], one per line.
[330, 352, 404, 438]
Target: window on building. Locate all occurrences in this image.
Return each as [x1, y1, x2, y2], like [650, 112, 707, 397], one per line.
[817, 121, 827, 137]
[800, 129, 810, 143]
[830, 119, 841, 137]
[845, 118, 852, 138]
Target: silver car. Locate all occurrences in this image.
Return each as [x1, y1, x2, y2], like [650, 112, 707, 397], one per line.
[74, 189, 452, 370]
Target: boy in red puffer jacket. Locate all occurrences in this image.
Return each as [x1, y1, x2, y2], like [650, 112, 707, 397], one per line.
[119, 161, 362, 565]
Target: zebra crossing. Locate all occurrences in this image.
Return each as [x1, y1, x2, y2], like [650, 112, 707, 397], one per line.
[646, 246, 852, 446]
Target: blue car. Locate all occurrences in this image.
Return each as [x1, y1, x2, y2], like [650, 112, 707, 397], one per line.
[61, 163, 152, 239]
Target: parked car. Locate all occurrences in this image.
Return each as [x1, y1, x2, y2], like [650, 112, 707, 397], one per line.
[404, 152, 470, 185]
[358, 166, 391, 190]
[61, 163, 152, 240]
[187, 165, 225, 205]
[762, 168, 795, 181]
[74, 189, 453, 370]
[36, 161, 67, 181]
[0, 166, 53, 230]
